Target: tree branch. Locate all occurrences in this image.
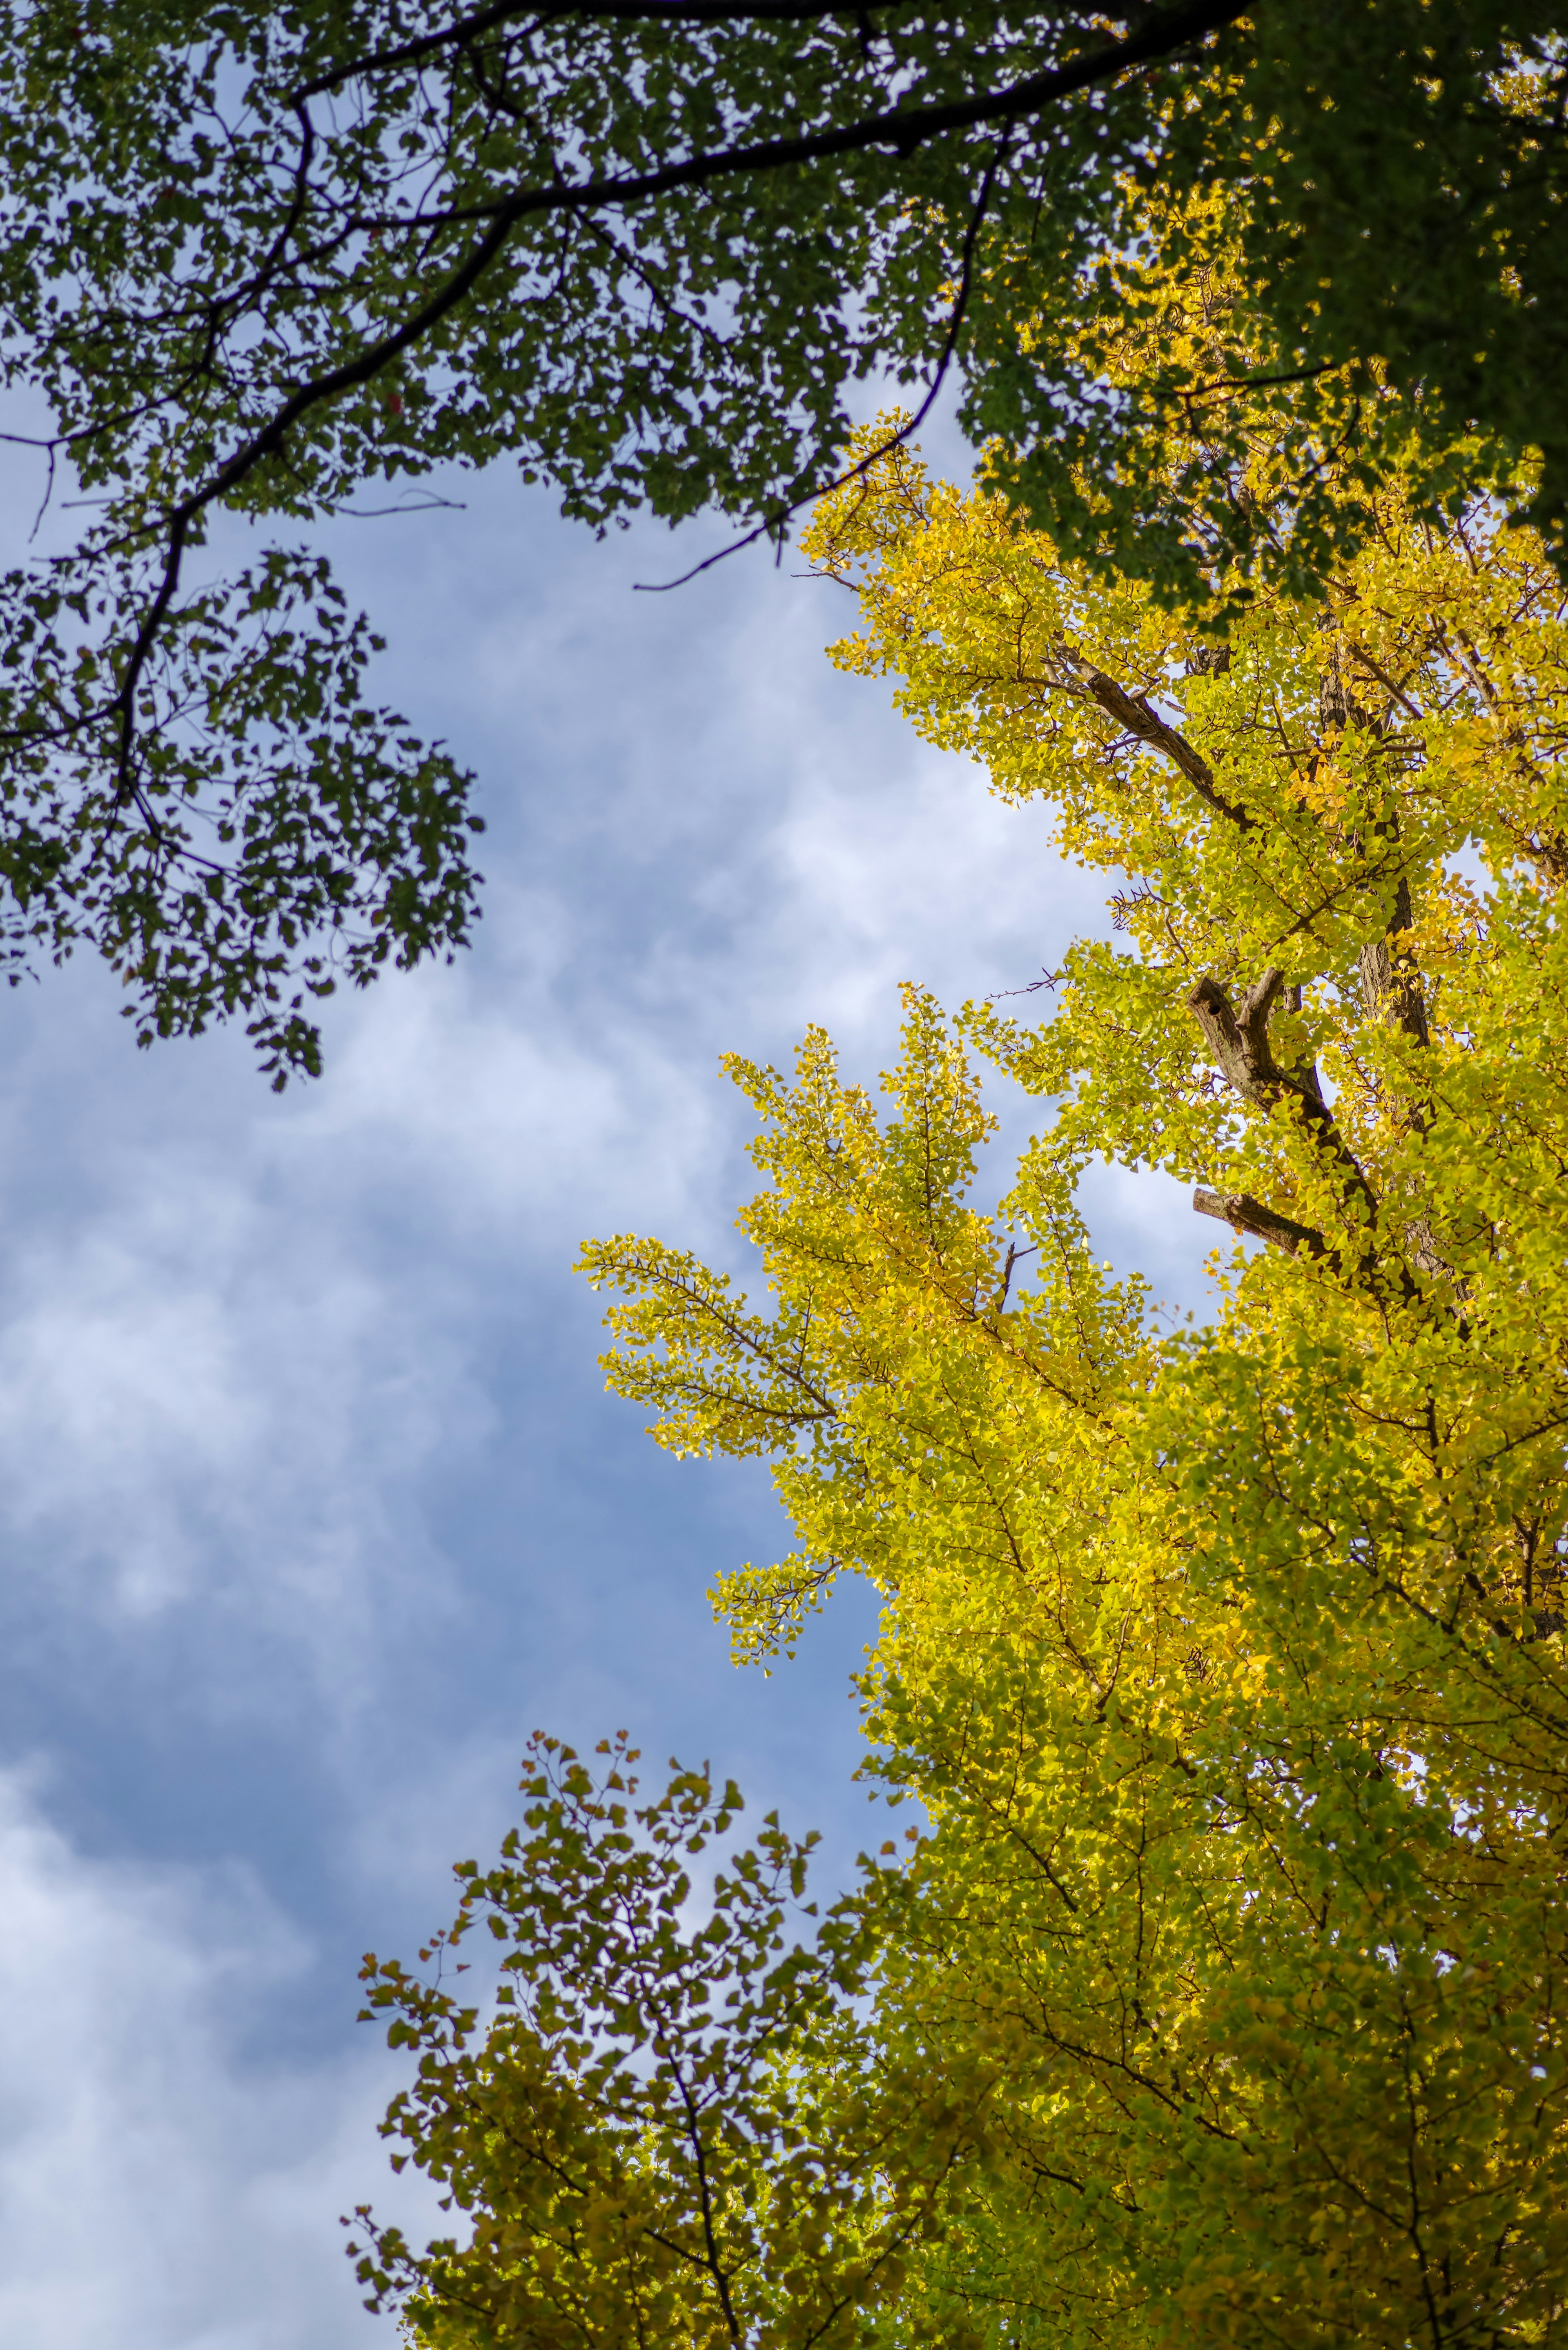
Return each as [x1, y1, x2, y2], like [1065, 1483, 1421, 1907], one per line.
[297, 0, 908, 100]
[110, 0, 1251, 826]
[1057, 648, 1255, 831]
[638, 125, 1007, 588]
[1192, 1188, 1325, 1259]
[1187, 967, 1292, 1105]
[1187, 968, 1423, 1304]
[298, 0, 1245, 118]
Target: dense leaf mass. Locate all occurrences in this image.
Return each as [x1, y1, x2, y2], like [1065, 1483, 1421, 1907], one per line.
[0, 1, 1565, 1068]
[369, 433, 1568, 2343]
[0, 543, 482, 1081]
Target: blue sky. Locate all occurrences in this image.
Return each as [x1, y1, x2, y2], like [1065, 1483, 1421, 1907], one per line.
[0, 444, 1207, 2346]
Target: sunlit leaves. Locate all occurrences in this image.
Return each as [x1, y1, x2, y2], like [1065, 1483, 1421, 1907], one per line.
[546, 446, 1568, 2340]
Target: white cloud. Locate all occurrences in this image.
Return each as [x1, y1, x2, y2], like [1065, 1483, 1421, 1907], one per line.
[0, 1767, 428, 2350]
[0, 1129, 477, 1679]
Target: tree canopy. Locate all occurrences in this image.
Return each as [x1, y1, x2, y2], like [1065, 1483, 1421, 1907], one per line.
[356, 424, 1568, 2341]
[1, 0, 1564, 1073]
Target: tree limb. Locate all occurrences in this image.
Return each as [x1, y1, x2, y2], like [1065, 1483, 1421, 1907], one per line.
[1192, 1188, 1325, 1258]
[1187, 968, 1292, 1106]
[1187, 968, 1422, 1304]
[109, 1, 1249, 803]
[299, 0, 1248, 128]
[1056, 647, 1255, 831]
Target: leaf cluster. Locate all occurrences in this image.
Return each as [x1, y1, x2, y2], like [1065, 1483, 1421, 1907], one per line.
[0, 538, 482, 1079]
[350, 1732, 977, 2350]
[541, 444, 1568, 2340]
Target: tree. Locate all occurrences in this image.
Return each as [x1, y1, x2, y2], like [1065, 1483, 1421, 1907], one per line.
[349, 1732, 976, 2350]
[361, 430, 1568, 2343]
[1, 0, 1564, 1073]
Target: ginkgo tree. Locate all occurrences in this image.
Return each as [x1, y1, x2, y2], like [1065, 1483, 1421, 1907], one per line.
[356, 415, 1568, 2345]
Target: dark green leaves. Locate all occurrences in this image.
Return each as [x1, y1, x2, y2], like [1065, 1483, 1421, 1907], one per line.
[0, 537, 481, 1083]
[1, 2, 1565, 1067]
[351, 1732, 973, 2350]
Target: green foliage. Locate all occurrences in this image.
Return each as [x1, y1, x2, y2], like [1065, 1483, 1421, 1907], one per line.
[349, 1732, 976, 2350]
[1, 1, 1566, 1066]
[580, 988, 1138, 1666]
[791, 444, 1568, 2346]
[0, 541, 482, 1082]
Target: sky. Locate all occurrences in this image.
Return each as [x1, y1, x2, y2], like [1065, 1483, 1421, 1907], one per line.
[0, 431, 1210, 2347]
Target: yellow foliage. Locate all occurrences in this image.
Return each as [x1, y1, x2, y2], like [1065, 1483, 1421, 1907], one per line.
[569, 435, 1568, 2343]
[361, 345, 1568, 2341]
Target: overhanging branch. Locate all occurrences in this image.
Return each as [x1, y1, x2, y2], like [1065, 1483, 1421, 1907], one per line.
[110, 0, 1253, 828]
